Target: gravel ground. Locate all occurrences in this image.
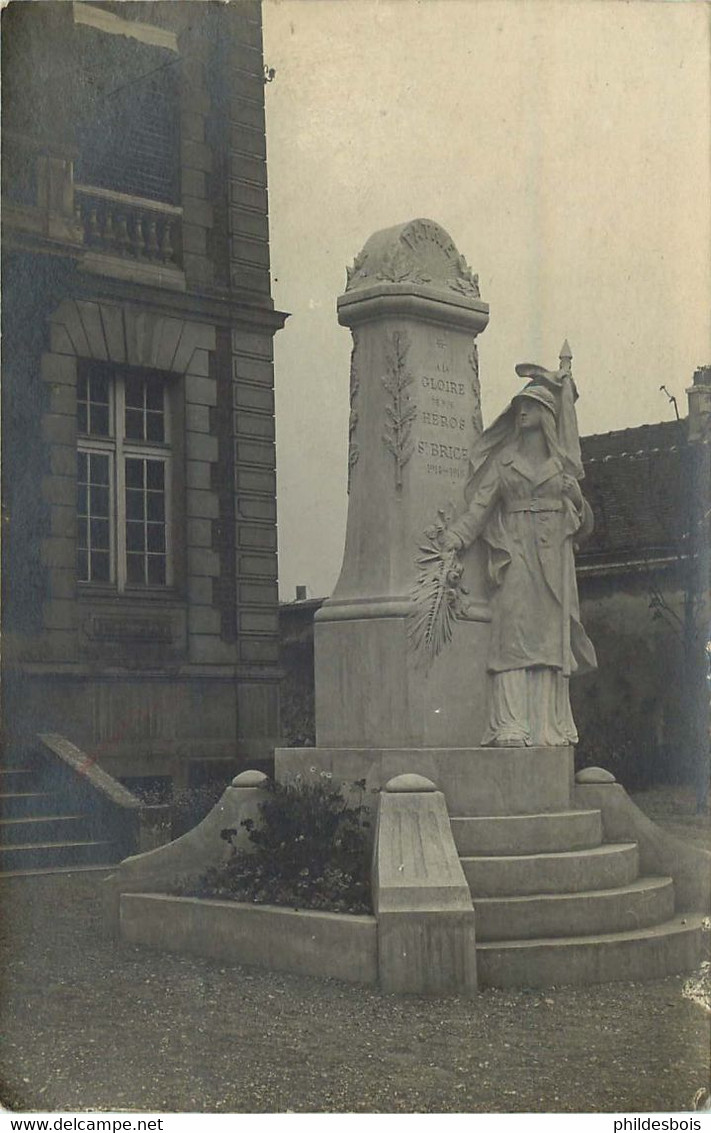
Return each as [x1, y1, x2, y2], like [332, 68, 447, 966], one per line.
[0, 793, 709, 1114]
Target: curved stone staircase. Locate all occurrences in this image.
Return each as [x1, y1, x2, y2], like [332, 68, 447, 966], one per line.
[450, 791, 705, 988]
[277, 742, 709, 989]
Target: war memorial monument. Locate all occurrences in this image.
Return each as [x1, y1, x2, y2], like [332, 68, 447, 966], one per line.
[108, 220, 710, 995]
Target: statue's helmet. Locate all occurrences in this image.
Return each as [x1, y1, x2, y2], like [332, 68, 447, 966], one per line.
[512, 382, 558, 417]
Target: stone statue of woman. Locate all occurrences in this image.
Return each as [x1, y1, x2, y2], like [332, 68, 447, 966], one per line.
[441, 361, 597, 747]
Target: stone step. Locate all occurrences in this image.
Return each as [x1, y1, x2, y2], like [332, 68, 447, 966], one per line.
[461, 842, 639, 897]
[0, 840, 118, 871]
[474, 876, 675, 941]
[451, 809, 603, 857]
[0, 863, 116, 880]
[0, 814, 90, 844]
[477, 915, 708, 989]
[0, 768, 41, 790]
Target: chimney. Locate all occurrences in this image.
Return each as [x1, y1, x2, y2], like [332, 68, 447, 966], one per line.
[687, 366, 711, 442]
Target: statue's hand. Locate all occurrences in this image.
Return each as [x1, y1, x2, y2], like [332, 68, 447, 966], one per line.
[440, 530, 464, 553]
[562, 474, 583, 508]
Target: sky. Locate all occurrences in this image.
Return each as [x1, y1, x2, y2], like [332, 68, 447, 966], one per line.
[261, 0, 710, 601]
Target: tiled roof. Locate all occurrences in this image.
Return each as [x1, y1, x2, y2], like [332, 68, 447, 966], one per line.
[579, 418, 689, 563]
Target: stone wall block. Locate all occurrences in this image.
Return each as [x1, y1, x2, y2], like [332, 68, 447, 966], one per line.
[181, 140, 212, 174]
[232, 356, 273, 385]
[186, 404, 211, 434]
[42, 413, 76, 447]
[187, 488, 219, 520]
[181, 168, 207, 201]
[75, 301, 109, 360]
[42, 475, 74, 508]
[42, 599, 77, 631]
[230, 100, 265, 131]
[229, 70, 264, 102]
[372, 777, 477, 995]
[48, 324, 76, 357]
[188, 576, 214, 606]
[187, 517, 213, 548]
[229, 44, 263, 79]
[50, 504, 76, 539]
[230, 265, 271, 295]
[186, 432, 218, 463]
[183, 253, 214, 287]
[187, 547, 220, 577]
[229, 154, 267, 186]
[41, 352, 76, 385]
[230, 208, 269, 241]
[229, 180, 268, 214]
[182, 224, 209, 257]
[49, 446, 76, 479]
[230, 125, 266, 160]
[188, 606, 222, 636]
[182, 196, 214, 230]
[46, 382, 77, 417]
[180, 85, 210, 117]
[231, 237, 270, 268]
[47, 568, 76, 601]
[185, 374, 217, 407]
[41, 536, 75, 570]
[182, 111, 205, 144]
[186, 461, 213, 492]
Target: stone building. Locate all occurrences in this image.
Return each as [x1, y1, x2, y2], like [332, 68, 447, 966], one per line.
[2, 2, 286, 793]
[573, 369, 711, 790]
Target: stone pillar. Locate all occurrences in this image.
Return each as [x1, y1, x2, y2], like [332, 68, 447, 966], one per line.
[315, 219, 490, 748]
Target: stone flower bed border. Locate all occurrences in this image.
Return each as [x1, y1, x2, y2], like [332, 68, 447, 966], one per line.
[121, 892, 378, 985]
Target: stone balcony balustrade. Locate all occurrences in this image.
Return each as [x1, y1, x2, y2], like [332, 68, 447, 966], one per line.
[74, 184, 183, 270]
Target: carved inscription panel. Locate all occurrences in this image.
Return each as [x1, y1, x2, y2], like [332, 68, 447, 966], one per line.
[413, 334, 479, 486]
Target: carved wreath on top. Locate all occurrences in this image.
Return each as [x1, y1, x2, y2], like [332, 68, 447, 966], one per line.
[345, 245, 480, 298]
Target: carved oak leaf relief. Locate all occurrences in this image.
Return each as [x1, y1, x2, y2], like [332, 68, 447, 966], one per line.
[449, 254, 481, 298]
[345, 251, 368, 290]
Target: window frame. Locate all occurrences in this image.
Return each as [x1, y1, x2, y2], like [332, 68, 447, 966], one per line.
[76, 361, 174, 593]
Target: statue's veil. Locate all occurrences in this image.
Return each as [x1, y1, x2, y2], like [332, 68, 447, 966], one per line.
[464, 372, 583, 505]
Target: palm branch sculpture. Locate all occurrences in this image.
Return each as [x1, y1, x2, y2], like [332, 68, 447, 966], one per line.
[408, 507, 468, 669]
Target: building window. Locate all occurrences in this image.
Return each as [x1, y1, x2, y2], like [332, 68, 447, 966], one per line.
[77, 363, 172, 590]
[74, 20, 180, 206]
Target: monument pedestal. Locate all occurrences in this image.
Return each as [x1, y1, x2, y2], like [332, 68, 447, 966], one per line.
[315, 610, 490, 749]
[275, 744, 574, 817]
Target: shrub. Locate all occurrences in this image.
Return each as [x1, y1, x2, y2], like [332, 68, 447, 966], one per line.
[189, 774, 371, 915]
[575, 715, 652, 789]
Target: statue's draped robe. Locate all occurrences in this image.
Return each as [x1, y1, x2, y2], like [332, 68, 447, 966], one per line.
[449, 444, 597, 746]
